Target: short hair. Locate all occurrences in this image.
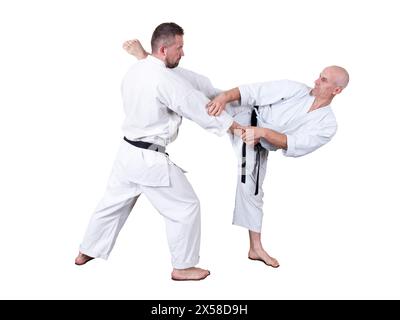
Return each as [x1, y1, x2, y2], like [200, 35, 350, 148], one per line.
[151, 22, 184, 53]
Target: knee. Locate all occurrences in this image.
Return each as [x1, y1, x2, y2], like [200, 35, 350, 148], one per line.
[189, 197, 200, 213]
[238, 182, 264, 205]
[183, 197, 200, 221]
[240, 179, 257, 196]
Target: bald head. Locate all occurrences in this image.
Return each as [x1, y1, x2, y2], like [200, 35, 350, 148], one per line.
[325, 66, 350, 89]
[312, 65, 349, 100]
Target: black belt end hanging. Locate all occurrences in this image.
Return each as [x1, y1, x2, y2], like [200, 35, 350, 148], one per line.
[241, 106, 262, 195]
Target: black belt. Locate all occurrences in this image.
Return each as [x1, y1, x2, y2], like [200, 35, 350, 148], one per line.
[124, 137, 167, 154]
[241, 106, 264, 195]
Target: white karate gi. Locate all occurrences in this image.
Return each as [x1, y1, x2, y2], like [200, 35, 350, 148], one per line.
[231, 80, 338, 232]
[79, 56, 233, 269]
[136, 69, 338, 234]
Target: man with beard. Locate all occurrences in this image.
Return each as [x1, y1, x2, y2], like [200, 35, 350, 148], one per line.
[75, 23, 242, 281]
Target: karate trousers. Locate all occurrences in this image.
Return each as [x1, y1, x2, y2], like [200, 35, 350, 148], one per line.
[79, 144, 201, 269]
[228, 108, 269, 233]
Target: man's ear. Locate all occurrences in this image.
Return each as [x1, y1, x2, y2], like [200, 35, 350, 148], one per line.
[159, 46, 167, 56]
[333, 87, 343, 95]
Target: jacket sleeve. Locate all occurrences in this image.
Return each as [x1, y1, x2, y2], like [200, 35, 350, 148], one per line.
[239, 80, 306, 106]
[283, 123, 337, 157]
[157, 74, 234, 136]
[173, 67, 221, 99]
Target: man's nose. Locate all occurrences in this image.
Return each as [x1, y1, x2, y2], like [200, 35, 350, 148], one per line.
[181, 50, 185, 57]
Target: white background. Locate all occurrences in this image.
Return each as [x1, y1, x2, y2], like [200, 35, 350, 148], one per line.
[1, 0, 399, 299]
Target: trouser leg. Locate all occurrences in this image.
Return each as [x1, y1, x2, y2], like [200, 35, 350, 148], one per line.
[230, 131, 268, 232]
[79, 156, 141, 259]
[141, 164, 201, 269]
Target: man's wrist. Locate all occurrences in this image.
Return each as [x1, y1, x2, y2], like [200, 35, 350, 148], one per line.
[229, 121, 241, 131]
[219, 92, 228, 104]
[261, 128, 268, 140]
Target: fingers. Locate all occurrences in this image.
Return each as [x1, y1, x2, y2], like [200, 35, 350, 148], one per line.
[207, 102, 221, 116]
[207, 103, 217, 115]
[122, 39, 138, 50]
[207, 101, 227, 116]
[214, 106, 223, 116]
[241, 128, 256, 145]
[233, 128, 244, 137]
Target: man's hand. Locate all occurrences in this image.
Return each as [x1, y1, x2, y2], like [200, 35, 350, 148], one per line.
[123, 39, 148, 60]
[241, 127, 264, 145]
[207, 93, 227, 116]
[229, 121, 245, 136]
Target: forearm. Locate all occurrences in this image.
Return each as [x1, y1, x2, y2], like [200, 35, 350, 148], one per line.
[220, 87, 241, 104]
[262, 128, 288, 150]
[207, 87, 241, 116]
[173, 90, 234, 136]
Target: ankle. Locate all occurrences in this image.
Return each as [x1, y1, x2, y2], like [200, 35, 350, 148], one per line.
[250, 245, 264, 252]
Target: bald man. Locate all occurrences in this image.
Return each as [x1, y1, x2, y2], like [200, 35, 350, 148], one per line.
[208, 66, 349, 267]
[123, 40, 349, 268]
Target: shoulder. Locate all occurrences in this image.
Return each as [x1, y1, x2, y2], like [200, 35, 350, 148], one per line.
[155, 68, 195, 97]
[280, 80, 309, 95]
[319, 107, 338, 135]
[325, 107, 338, 125]
[172, 66, 195, 77]
[252, 79, 308, 94]
[123, 58, 155, 77]
[161, 68, 192, 86]
[172, 67, 211, 85]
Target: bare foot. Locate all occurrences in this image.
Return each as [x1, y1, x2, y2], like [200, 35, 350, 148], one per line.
[248, 249, 280, 268]
[123, 39, 148, 59]
[171, 267, 210, 281]
[75, 252, 94, 266]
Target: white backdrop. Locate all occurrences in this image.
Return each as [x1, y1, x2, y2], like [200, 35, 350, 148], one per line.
[1, 0, 399, 299]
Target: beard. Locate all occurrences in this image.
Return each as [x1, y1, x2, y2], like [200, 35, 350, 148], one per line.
[165, 57, 180, 69]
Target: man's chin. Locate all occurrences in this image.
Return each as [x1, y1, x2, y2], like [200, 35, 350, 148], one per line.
[166, 62, 179, 69]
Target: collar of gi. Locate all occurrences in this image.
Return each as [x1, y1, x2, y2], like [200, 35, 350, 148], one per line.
[147, 55, 167, 68]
